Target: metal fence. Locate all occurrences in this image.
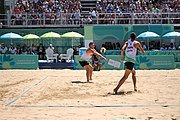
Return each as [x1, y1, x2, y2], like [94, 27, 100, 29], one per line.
[0, 12, 179, 28]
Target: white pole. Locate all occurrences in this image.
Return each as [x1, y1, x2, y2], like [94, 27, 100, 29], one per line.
[72, 38, 73, 48]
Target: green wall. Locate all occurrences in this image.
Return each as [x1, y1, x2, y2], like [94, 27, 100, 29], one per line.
[84, 25, 174, 40]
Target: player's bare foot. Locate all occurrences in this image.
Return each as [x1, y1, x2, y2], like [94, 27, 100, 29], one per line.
[87, 81, 93, 83]
[113, 88, 118, 94]
[134, 87, 137, 91]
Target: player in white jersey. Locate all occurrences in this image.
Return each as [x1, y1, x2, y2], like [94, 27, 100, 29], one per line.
[79, 42, 107, 82]
[114, 32, 145, 94]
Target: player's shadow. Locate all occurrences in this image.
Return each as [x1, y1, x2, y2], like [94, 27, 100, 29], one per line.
[71, 80, 93, 84]
[108, 90, 135, 95]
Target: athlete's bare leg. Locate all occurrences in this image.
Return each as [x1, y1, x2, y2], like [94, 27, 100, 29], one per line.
[132, 69, 137, 91]
[98, 63, 102, 69]
[88, 65, 93, 80]
[84, 65, 90, 82]
[114, 69, 131, 94]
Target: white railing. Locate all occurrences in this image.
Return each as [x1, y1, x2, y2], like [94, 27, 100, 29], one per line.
[0, 12, 179, 28]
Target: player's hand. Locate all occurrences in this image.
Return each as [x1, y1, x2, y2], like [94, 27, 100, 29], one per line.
[103, 57, 107, 62]
[143, 51, 146, 54]
[121, 56, 124, 61]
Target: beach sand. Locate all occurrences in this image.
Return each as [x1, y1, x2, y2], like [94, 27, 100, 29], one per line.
[0, 69, 180, 120]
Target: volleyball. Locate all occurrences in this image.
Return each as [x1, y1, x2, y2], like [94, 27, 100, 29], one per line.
[100, 47, 106, 53]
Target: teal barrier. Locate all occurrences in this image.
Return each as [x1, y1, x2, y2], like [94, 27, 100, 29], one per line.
[175, 62, 180, 68]
[105, 50, 180, 62]
[74, 55, 175, 70]
[0, 54, 38, 69]
[105, 50, 120, 55]
[142, 50, 180, 62]
[74, 55, 124, 70]
[135, 55, 175, 69]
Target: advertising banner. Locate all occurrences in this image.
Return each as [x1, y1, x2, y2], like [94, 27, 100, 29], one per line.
[0, 55, 38, 69]
[74, 55, 175, 70]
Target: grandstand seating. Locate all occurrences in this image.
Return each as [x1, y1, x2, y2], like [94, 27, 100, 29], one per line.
[11, 0, 180, 16]
[0, 0, 179, 27]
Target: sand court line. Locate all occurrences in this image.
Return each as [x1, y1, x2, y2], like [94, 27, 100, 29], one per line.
[4, 76, 48, 107]
[10, 104, 180, 108]
[49, 75, 180, 78]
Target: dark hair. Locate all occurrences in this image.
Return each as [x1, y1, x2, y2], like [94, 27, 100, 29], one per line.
[130, 32, 136, 40]
[89, 42, 94, 47]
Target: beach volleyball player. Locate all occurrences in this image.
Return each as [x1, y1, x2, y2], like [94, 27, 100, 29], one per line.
[114, 32, 145, 94]
[79, 42, 107, 82]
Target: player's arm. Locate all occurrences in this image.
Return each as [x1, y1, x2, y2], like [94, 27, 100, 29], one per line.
[91, 49, 107, 61]
[137, 42, 145, 54]
[121, 42, 127, 61]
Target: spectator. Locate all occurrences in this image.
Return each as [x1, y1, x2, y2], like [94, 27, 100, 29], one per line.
[178, 45, 180, 50]
[160, 43, 167, 50]
[16, 43, 22, 54]
[90, 8, 96, 18]
[87, 16, 93, 24]
[74, 45, 81, 55]
[37, 43, 45, 60]
[0, 43, 8, 54]
[168, 42, 176, 50]
[48, 44, 55, 51]
[46, 44, 59, 62]
[30, 44, 37, 55]
[9, 43, 17, 54]
[141, 41, 147, 50]
[73, 8, 81, 24]
[22, 43, 28, 54]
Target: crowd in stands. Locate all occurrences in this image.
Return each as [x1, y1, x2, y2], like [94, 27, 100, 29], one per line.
[96, 0, 180, 24]
[9, 0, 179, 25]
[11, 0, 82, 25]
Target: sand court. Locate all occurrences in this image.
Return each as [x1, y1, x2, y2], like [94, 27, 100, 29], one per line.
[0, 69, 180, 120]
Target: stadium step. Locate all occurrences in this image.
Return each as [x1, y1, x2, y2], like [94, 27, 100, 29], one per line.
[80, 0, 96, 14]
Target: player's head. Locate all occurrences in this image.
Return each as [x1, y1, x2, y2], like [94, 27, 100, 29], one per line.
[130, 32, 136, 40]
[89, 42, 95, 49]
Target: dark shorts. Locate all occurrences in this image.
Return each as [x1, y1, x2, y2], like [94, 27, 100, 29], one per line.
[125, 62, 134, 70]
[92, 60, 99, 64]
[79, 61, 89, 67]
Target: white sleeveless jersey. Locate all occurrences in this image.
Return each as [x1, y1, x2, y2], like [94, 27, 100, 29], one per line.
[125, 40, 137, 63]
[80, 51, 92, 61]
